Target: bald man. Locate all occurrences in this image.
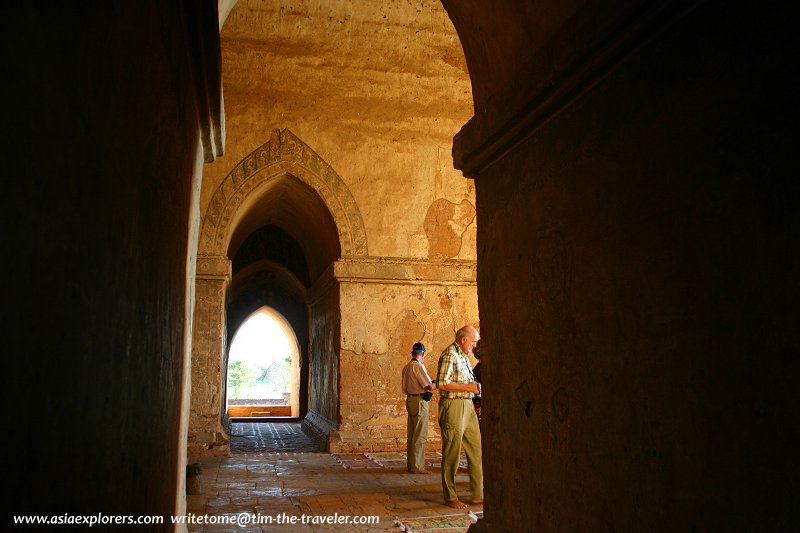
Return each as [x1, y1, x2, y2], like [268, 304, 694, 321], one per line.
[436, 325, 483, 508]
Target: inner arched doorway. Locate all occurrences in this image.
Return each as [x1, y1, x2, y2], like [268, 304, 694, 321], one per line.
[226, 224, 312, 421]
[226, 306, 301, 418]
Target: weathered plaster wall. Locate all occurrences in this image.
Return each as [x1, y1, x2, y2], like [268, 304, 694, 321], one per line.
[467, 1, 797, 531]
[203, 0, 475, 260]
[333, 277, 479, 452]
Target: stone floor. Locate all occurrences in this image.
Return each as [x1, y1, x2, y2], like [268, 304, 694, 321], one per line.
[185, 422, 483, 532]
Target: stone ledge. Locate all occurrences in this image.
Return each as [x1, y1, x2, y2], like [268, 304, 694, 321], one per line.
[196, 254, 232, 280]
[307, 257, 476, 304]
[335, 257, 476, 284]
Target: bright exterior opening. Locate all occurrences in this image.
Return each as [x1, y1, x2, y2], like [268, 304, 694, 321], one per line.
[226, 306, 300, 418]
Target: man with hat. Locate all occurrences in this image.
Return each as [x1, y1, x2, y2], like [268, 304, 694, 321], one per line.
[402, 341, 436, 473]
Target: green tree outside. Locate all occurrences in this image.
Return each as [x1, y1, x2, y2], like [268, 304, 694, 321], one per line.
[228, 359, 255, 397]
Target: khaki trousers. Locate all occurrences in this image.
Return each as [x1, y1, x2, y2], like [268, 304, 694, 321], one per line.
[406, 395, 429, 472]
[438, 397, 483, 502]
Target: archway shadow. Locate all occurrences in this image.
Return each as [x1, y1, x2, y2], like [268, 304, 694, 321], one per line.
[230, 421, 322, 453]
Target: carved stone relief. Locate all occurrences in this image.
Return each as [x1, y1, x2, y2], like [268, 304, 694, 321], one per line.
[198, 129, 368, 258]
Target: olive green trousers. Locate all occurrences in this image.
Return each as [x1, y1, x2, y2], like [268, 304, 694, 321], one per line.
[438, 397, 483, 502]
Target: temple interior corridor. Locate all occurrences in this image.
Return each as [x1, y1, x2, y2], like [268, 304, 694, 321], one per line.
[5, 1, 796, 531]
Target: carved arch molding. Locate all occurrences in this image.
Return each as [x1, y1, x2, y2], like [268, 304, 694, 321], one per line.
[199, 129, 368, 258]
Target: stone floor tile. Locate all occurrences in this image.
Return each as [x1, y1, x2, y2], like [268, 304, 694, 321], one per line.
[185, 422, 483, 533]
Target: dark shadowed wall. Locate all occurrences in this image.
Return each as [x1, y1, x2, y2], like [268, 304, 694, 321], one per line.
[449, 0, 798, 531]
[3, 2, 216, 526]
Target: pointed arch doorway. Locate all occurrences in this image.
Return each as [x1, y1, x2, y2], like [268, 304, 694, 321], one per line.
[225, 307, 301, 419]
[188, 129, 369, 456]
